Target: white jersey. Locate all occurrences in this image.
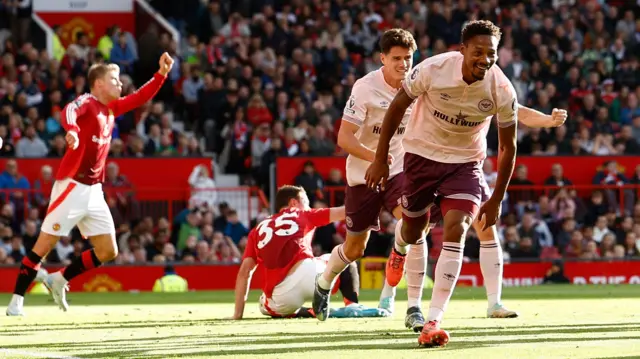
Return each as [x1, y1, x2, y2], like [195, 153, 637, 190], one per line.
[342, 68, 412, 186]
[402, 51, 518, 164]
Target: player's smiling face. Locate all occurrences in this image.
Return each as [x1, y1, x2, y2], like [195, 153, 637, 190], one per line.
[381, 46, 413, 81]
[461, 35, 499, 82]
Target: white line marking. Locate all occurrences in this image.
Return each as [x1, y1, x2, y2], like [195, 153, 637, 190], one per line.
[0, 349, 84, 359]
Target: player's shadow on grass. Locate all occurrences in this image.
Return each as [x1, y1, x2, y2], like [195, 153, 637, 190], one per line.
[2, 319, 638, 336]
[40, 334, 640, 358]
[0, 318, 272, 334]
[3, 324, 639, 355]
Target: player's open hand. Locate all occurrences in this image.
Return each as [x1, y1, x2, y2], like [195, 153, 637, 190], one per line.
[66, 131, 79, 150]
[548, 108, 568, 127]
[365, 159, 389, 192]
[477, 198, 501, 231]
[158, 52, 174, 76]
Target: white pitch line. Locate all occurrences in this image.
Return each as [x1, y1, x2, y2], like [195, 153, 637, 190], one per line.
[0, 349, 84, 359]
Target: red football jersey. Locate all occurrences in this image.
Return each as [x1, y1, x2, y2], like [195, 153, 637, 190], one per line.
[243, 207, 331, 297]
[58, 73, 166, 185]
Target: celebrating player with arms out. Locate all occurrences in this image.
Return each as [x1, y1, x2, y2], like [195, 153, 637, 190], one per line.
[365, 20, 520, 347]
[312, 29, 430, 331]
[233, 186, 388, 320]
[312, 27, 569, 329]
[6, 53, 174, 316]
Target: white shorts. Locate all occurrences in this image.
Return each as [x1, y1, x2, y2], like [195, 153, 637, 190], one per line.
[41, 178, 115, 238]
[259, 254, 330, 317]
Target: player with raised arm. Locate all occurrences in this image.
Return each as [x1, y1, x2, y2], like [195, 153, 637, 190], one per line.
[6, 53, 174, 316]
[364, 20, 518, 347]
[233, 185, 388, 320]
[312, 29, 429, 330]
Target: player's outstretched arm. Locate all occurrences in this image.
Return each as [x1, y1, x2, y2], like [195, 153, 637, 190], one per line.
[110, 53, 174, 116]
[329, 206, 346, 222]
[518, 106, 568, 128]
[365, 88, 413, 190]
[232, 256, 257, 320]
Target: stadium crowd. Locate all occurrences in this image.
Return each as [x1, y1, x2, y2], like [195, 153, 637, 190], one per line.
[1, 0, 640, 265]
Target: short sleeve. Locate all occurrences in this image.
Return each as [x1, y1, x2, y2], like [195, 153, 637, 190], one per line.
[402, 60, 431, 99]
[303, 208, 331, 228]
[242, 229, 258, 260]
[496, 75, 518, 128]
[342, 81, 368, 126]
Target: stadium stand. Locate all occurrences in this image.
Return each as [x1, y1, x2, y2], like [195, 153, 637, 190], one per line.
[0, 0, 639, 271]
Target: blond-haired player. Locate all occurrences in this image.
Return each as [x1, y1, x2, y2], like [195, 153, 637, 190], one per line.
[7, 54, 174, 316]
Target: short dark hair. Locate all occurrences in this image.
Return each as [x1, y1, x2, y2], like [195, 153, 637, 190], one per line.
[379, 28, 417, 54]
[275, 185, 304, 211]
[461, 20, 502, 44]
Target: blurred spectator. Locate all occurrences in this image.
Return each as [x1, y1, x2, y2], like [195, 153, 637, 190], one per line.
[295, 161, 324, 204]
[325, 168, 346, 206]
[592, 161, 634, 215]
[110, 33, 135, 74]
[0, 159, 29, 206]
[16, 124, 47, 158]
[103, 162, 138, 222]
[188, 164, 217, 209]
[177, 209, 202, 251]
[223, 210, 248, 245]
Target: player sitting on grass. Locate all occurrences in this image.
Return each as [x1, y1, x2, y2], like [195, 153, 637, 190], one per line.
[232, 185, 389, 319]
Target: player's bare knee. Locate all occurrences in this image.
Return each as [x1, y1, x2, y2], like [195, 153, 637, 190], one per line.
[343, 231, 369, 261]
[95, 246, 118, 262]
[343, 239, 366, 261]
[343, 242, 365, 261]
[401, 217, 425, 244]
[442, 211, 473, 243]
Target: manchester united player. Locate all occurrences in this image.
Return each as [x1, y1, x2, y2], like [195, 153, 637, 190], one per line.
[6, 53, 174, 316]
[232, 186, 388, 319]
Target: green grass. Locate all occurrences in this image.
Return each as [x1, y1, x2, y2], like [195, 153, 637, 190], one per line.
[1, 286, 640, 359]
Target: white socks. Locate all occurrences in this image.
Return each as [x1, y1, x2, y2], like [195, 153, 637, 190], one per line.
[427, 241, 464, 322]
[10, 294, 24, 307]
[318, 244, 350, 290]
[380, 279, 396, 299]
[393, 219, 408, 254]
[406, 239, 427, 308]
[480, 239, 503, 307]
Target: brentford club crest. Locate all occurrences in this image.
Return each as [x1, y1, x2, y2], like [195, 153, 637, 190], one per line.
[346, 216, 353, 228]
[478, 99, 494, 112]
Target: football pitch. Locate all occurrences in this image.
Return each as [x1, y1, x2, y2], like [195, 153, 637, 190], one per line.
[1, 285, 639, 359]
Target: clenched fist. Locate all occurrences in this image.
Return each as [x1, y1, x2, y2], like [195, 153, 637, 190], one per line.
[158, 52, 174, 76]
[548, 108, 568, 127]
